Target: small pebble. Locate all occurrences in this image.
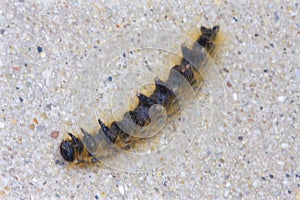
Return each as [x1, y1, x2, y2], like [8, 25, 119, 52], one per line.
[12, 66, 21, 71]
[252, 180, 259, 187]
[51, 131, 60, 138]
[274, 11, 280, 21]
[37, 46, 43, 53]
[55, 160, 64, 166]
[46, 104, 52, 110]
[226, 81, 232, 88]
[29, 124, 35, 130]
[281, 143, 289, 149]
[19, 97, 24, 103]
[232, 93, 238, 101]
[118, 185, 125, 195]
[40, 52, 45, 58]
[277, 96, 286, 102]
[163, 181, 167, 186]
[223, 68, 229, 73]
[33, 117, 38, 124]
[0, 122, 5, 128]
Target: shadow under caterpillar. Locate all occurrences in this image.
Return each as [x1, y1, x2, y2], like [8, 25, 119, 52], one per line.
[60, 25, 221, 170]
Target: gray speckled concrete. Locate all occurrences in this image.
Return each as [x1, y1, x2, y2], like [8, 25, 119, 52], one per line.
[0, 0, 299, 199]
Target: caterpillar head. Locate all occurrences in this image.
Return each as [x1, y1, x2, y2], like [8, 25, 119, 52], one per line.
[60, 133, 94, 164]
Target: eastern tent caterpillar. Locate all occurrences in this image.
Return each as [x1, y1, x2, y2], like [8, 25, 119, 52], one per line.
[60, 26, 221, 170]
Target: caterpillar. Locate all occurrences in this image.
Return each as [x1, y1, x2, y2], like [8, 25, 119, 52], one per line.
[60, 25, 221, 171]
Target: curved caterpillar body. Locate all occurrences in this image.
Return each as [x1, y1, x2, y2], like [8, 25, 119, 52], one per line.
[60, 25, 220, 167]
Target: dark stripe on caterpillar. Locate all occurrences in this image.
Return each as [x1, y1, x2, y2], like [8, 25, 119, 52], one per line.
[60, 25, 220, 170]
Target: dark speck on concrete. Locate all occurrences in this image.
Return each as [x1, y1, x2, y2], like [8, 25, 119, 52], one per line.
[163, 181, 167, 186]
[46, 104, 52, 110]
[108, 76, 112, 81]
[274, 11, 280, 22]
[55, 159, 65, 166]
[37, 46, 43, 53]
